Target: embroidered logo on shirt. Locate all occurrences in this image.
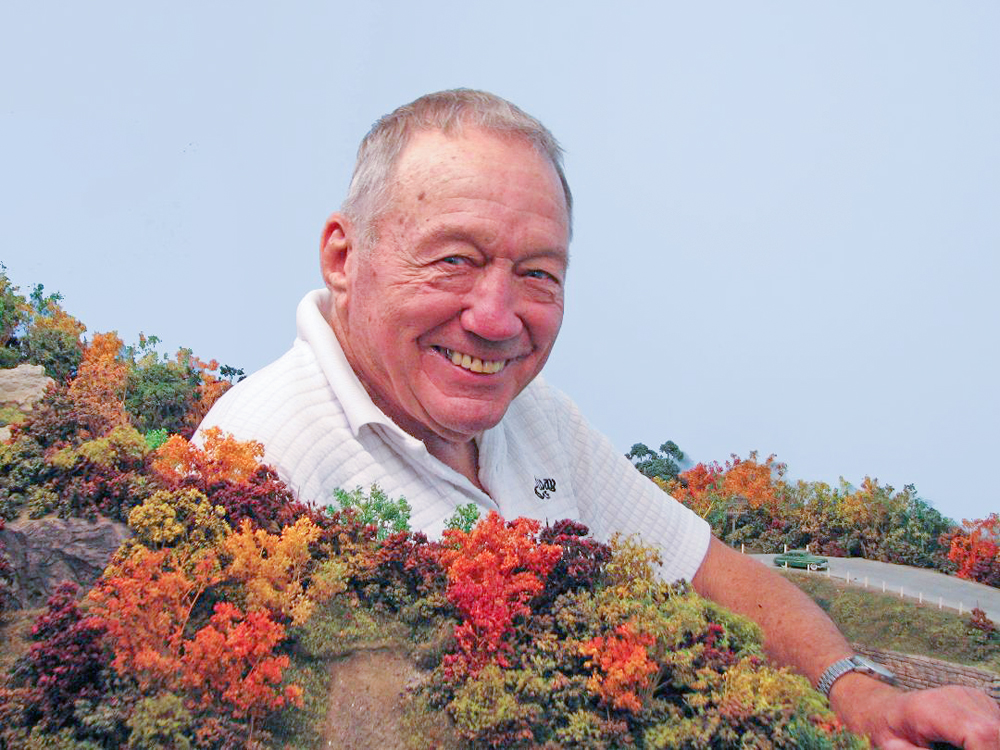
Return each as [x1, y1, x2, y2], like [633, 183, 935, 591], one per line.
[534, 477, 557, 499]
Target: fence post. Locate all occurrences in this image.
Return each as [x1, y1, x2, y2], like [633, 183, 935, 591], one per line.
[959, 602, 963, 615]
[939, 596, 943, 610]
[864, 576, 868, 589]
[900, 586, 904, 598]
[919, 592, 923, 604]
[741, 543, 745, 554]
[882, 581, 886, 593]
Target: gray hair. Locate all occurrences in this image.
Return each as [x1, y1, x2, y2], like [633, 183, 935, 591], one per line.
[341, 89, 573, 249]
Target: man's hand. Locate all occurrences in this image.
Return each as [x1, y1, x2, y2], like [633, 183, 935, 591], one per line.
[830, 676, 1000, 749]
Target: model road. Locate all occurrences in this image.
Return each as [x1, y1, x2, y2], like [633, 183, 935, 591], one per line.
[751, 554, 1000, 623]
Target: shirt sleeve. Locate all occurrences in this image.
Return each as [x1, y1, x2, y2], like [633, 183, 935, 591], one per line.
[549, 387, 711, 582]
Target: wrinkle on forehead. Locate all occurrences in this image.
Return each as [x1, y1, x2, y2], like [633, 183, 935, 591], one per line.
[385, 129, 570, 234]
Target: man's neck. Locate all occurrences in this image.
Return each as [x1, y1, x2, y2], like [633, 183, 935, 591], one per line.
[359, 376, 487, 492]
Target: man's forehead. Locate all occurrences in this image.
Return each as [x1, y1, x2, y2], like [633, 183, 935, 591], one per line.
[396, 128, 527, 173]
[391, 128, 570, 221]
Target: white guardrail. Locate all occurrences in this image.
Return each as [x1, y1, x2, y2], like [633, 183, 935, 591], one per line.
[743, 543, 977, 616]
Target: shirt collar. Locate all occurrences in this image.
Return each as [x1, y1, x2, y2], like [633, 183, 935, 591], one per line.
[295, 289, 404, 439]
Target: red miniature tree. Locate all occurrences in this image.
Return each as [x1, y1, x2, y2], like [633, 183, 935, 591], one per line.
[665, 460, 724, 516]
[579, 622, 658, 712]
[26, 583, 110, 729]
[948, 514, 1000, 585]
[437, 512, 562, 676]
[180, 601, 302, 718]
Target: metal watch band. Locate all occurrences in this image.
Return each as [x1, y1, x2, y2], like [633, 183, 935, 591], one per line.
[816, 655, 897, 698]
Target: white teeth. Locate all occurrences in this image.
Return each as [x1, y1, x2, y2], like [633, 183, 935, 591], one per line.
[439, 348, 506, 374]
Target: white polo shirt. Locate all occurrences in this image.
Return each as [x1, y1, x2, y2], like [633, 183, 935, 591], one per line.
[198, 290, 710, 582]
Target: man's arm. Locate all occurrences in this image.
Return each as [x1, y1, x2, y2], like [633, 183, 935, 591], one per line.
[692, 536, 1000, 749]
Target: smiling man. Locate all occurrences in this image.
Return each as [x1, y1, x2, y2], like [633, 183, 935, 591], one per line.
[321, 126, 568, 490]
[199, 90, 1000, 747]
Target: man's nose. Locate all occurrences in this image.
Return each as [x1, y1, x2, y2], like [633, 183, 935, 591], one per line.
[460, 266, 524, 341]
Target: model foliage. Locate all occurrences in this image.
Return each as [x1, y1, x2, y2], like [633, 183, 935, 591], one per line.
[0, 263, 984, 747]
[0, 426, 867, 747]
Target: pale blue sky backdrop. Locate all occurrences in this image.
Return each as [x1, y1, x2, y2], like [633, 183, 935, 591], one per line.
[2, 2, 997, 524]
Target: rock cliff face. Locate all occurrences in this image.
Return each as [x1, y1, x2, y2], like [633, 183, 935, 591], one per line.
[0, 363, 54, 442]
[0, 363, 53, 411]
[0, 365, 132, 610]
[0, 517, 131, 610]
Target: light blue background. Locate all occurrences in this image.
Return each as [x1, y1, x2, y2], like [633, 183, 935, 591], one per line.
[2, 2, 997, 524]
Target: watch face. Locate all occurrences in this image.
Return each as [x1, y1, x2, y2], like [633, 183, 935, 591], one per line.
[854, 656, 896, 682]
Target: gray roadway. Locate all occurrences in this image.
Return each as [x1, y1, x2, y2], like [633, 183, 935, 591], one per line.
[750, 554, 1000, 623]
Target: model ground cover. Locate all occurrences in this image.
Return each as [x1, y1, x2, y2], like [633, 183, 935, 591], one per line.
[2, 264, 998, 747]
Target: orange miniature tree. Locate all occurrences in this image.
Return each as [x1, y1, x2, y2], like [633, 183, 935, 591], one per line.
[88, 537, 306, 727]
[87, 547, 223, 692]
[179, 351, 235, 433]
[579, 622, 658, 712]
[179, 602, 302, 718]
[67, 331, 130, 436]
[224, 516, 346, 626]
[665, 452, 785, 528]
[153, 426, 264, 487]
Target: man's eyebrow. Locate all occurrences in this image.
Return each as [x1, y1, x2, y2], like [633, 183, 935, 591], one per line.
[408, 226, 482, 253]
[518, 248, 570, 265]
[417, 226, 478, 246]
[415, 226, 569, 262]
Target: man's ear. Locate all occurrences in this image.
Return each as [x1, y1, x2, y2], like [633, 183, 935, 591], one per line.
[320, 213, 355, 294]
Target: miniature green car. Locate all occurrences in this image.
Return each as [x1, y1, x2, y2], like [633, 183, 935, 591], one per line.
[773, 550, 829, 571]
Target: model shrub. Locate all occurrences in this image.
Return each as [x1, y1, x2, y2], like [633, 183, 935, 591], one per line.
[0, 270, 873, 747]
[0, 447, 868, 749]
[332, 483, 412, 540]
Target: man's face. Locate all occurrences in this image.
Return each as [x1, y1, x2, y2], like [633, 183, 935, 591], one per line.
[331, 128, 570, 446]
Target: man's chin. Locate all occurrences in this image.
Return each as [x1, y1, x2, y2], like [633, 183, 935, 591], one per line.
[430, 404, 509, 442]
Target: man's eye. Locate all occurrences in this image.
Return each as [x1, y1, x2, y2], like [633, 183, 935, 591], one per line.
[525, 269, 558, 282]
[440, 256, 468, 266]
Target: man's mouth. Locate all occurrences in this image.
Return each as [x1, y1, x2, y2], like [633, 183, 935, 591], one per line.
[433, 346, 507, 374]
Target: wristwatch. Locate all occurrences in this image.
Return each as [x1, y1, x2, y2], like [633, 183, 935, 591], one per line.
[816, 655, 897, 698]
